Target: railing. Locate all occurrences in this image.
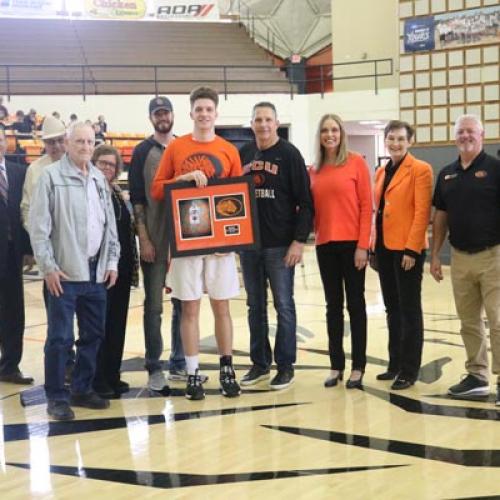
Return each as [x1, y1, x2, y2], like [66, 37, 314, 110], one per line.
[0, 59, 393, 100]
[228, 0, 290, 56]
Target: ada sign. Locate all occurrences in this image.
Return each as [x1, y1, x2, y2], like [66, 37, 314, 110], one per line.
[404, 16, 435, 52]
[153, 0, 219, 20]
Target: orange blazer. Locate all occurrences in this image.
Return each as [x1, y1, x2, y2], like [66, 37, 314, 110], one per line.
[373, 153, 433, 253]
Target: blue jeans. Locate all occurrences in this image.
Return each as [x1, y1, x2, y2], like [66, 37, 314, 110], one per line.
[141, 259, 184, 373]
[240, 247, 297, 370]
[44, 262, 106, 401]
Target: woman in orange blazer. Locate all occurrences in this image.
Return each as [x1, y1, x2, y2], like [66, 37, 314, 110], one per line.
[372, 120, 433, 390]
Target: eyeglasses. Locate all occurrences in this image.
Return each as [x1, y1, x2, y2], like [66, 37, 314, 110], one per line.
[95, 159, 117, 170]
[44, 137, 65, 146]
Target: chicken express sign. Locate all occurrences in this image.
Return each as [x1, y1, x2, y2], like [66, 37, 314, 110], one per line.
[85, 0, 146, 19]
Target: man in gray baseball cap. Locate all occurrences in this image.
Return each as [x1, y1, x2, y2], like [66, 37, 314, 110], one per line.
[128, 96, 189, 391]
[149, 96, 173, 116]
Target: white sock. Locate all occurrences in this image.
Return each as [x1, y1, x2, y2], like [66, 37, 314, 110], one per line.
[185, 355, 199, 376]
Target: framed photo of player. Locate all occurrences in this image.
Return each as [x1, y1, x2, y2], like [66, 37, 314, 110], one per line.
[164, 177, 260, 257]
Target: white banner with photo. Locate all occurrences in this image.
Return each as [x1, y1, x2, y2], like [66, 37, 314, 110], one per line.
[434, 6, 499, 50]
[0, 0, 62, 18]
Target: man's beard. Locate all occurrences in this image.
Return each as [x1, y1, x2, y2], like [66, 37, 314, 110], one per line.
[154, 120, 173, 134]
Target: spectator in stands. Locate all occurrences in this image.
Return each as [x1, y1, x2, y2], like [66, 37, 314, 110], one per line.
[12, 111, 31, 134]
[310, 114, 372, 390]
[93, 123, 106, 145]
[92, 144, 139, 397]
[128, 96, 185, 391]
[97, 115, 108, 133]
[0, 97, 8, 121]
[24, 109, 37, 132]
[52, 111, 62, 121]
[0, 129, 34, 385]
[69, 114, 78, 128]
[29, 123, 119, 421]
[238, 102, 313, 391]
[151, 87, 242, 401]
[373, 120, 433, 390]
[21, 116, 67, 230]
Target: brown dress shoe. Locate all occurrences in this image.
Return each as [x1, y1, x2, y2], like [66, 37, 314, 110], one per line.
[0, 371, 34, 385]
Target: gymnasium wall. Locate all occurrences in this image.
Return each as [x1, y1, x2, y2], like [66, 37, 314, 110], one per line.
[4, 88, 399, 164]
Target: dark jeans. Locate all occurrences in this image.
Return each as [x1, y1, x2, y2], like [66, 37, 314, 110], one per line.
[141, 259, 184, 373]
[94, 271, 133, 388]
[0, 243, 24, 375]
[316, 241, 367, 371]
[43, 281, 75, 370]
[44, 261, 106, 401]
[376, 246, 425, 380]
[240, 247, 296, 370]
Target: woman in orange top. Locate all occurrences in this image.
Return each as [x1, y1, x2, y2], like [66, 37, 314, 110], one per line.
[373, 120, 433, 390]
[310, 114, 372, 389]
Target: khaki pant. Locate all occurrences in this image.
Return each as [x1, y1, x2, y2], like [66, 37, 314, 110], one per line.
[451, 245, 500, 383]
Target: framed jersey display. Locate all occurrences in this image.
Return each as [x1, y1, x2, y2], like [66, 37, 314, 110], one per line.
[164, 177, 260, 257]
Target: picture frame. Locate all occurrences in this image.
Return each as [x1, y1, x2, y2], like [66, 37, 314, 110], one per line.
[164, 177, 260, 258]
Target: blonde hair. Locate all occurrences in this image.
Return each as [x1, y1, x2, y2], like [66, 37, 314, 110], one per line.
[314, 113, 348, 171]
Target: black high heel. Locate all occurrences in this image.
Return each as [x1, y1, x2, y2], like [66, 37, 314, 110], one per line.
[346, 371, 364, 389]
[324, 371, 343, 388]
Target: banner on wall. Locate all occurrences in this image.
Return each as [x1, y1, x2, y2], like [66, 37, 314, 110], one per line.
[404, 16, 435, 52]
[404, 5, 499, 52]
[0, 0, 220, 20]
[84, 0, 147, 20]
[434, 6, 499, 50]
[0, 0, 62, 18]
[150, 0, 219, 20]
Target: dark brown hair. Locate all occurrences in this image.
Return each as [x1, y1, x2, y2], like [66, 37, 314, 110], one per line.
[384, 120, 414, 140]
[189, 87, 219, 108]
[92, 144, 123, 179]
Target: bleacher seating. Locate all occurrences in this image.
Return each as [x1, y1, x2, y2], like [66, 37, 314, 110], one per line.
[0, 19, 291, 95]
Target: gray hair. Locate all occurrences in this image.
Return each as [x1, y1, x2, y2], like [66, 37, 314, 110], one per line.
[454, 114, 484, 135]
[67, 121, 95, 138]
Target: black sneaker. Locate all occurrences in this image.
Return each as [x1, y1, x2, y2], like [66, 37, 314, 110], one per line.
[169, 368, 209, 384]
[448, 374, 489, 399]
[70, 391, 110, 409]
[220, 365, 241, 398]
[47, 400, 75, 421]
[496, 385, 500, 407]
[240, 365, 270, 386]
[270, 368, 294, 390]
[185, 370, 205, 400]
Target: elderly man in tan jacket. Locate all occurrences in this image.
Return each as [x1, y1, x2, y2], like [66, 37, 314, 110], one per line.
[21, 115, 66, 230]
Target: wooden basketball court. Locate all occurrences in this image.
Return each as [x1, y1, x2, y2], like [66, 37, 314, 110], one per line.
[1, 245, 499, 499]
